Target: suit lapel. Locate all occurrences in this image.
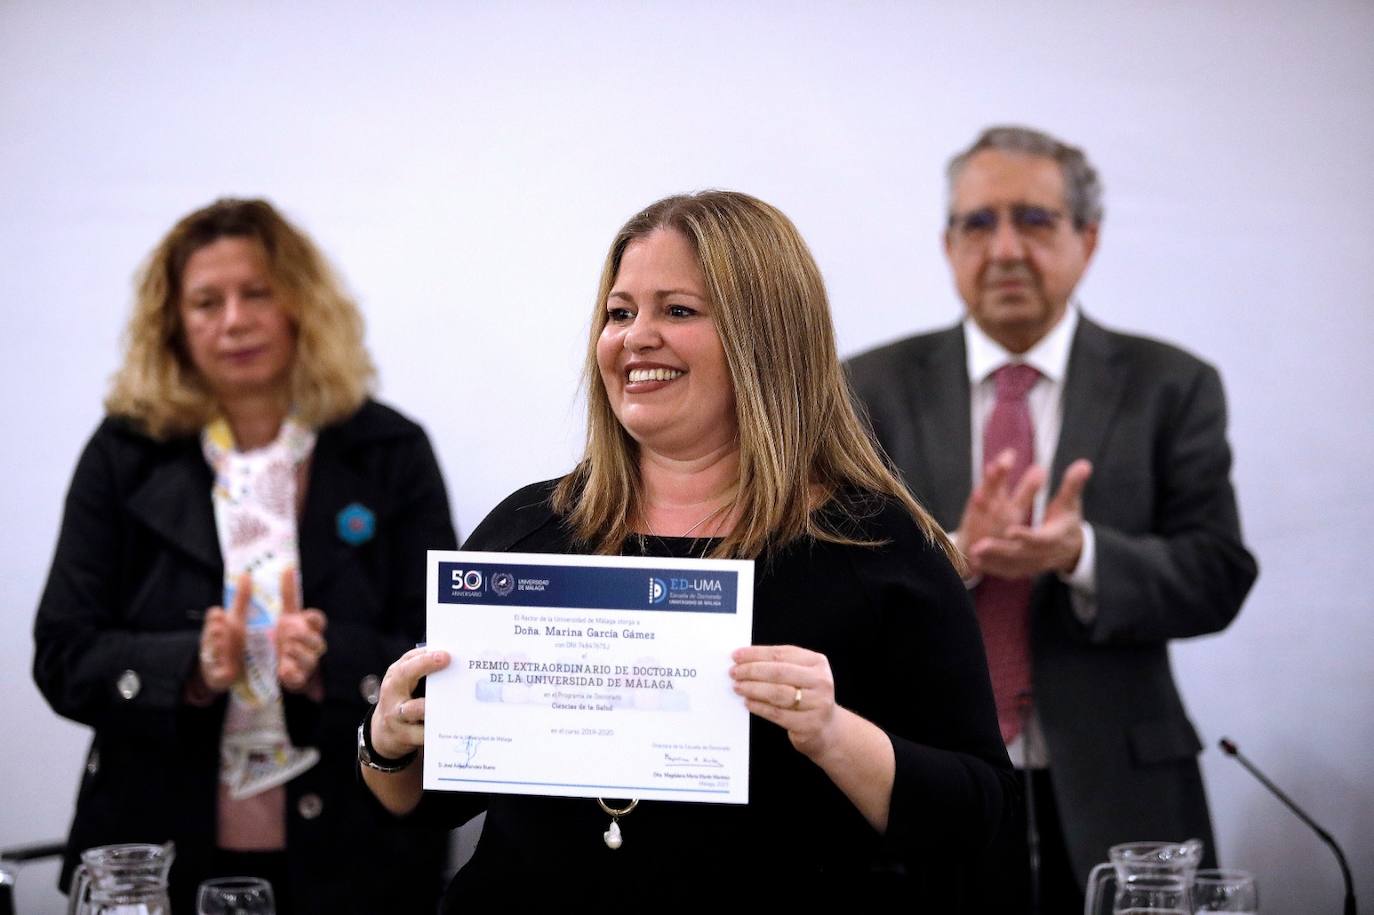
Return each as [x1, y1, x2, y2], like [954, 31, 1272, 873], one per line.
[126, 444, 221, 572]
[908, 326, 971, 529]
[1053, 315, 1126, 489]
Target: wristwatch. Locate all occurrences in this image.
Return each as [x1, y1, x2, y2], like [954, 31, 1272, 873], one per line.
[357, 704, 417, 773]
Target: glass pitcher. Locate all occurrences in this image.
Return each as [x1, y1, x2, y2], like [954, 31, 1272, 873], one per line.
[68, 843, 174, 915]
[1084, 839, 1204, 915]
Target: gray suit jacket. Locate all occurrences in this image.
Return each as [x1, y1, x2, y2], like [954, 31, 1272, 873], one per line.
[847, 314, 1258, 882]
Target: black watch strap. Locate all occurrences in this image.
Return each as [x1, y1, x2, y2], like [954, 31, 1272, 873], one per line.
[358, 702, 417, 773]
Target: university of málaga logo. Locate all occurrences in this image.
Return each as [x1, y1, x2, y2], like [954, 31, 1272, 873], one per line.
[492, 572, 515, 597]
[648, 577, 667, 605]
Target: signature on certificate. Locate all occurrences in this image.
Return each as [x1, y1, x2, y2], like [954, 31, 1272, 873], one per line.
[663, 752, 724, 769]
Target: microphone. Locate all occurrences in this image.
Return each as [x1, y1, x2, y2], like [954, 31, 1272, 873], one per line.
[1218, 737, 1357, 915]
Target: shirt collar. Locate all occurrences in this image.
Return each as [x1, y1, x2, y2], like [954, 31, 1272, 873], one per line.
[964, 303, 1080, 386]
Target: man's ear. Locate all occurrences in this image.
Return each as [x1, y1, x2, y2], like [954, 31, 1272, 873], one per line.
[1079, 222, 1100, 263]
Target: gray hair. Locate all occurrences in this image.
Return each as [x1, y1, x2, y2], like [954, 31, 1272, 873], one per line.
[946, 125, 1104, 229]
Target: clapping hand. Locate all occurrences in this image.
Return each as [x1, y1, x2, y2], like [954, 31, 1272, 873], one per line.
[955, 447, 1046, 575]
[199, 573, 250, 693]
[277, 568, 328, 692]
[967, 458, 1093, 579]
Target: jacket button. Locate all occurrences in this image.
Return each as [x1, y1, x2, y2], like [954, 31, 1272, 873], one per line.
[116, 670, 141, 700]
[360, 674, 381, 705]
[297, 793, 324, 820]
[86, 750, 100, 777]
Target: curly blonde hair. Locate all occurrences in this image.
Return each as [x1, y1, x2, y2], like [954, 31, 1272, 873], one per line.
[553, 190, 957, 565]
[105, 198, 375, 438]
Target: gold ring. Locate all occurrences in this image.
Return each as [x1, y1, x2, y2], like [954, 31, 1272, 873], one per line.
[791, 687, 803, 710]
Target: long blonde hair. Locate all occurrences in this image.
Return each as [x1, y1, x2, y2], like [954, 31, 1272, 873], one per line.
[105, 198, 374, 438]
[553, 191, 957, 565]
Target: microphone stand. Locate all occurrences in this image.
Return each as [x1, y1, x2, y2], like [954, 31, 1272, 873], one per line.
[1219, 738, 1357, 915]
[1019, 692, 1040, 915]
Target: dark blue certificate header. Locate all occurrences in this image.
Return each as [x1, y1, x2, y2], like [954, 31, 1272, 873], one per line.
[437, 561, 738, 614]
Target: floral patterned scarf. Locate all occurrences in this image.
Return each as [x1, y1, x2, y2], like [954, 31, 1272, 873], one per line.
[202, 415, 320, 799]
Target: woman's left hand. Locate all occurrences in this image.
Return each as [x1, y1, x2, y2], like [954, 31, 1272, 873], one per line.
[276, 568, 328, 692]
[730, 645, 838, 759]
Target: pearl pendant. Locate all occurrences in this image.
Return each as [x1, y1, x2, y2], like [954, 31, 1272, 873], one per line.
[603, 819, 623, 849]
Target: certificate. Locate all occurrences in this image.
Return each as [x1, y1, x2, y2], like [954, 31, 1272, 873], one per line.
[423, 550, 754, 804]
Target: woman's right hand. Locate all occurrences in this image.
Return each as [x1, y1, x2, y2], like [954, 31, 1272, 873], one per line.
[199, 573, 251, 692]
[371, 645, 451, 760]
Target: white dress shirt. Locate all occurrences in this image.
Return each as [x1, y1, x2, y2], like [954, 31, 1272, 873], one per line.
[963, 305, 1097, 767]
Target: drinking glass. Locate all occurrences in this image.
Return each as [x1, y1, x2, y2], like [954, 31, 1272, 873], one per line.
[196, 876, 276, 915]
[1110, 874, 1190, 914]
[1193, 868, 1258, 913]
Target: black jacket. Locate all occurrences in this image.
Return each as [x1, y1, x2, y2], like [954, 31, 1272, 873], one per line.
[420, 480, 1017, 909]
[34, 399, 456, 914]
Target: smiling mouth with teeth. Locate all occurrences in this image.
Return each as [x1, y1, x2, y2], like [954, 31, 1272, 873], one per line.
[627, 368, 684, 383]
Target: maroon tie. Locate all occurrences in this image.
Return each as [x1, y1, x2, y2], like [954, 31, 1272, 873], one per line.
[974, 363, 1039, 743]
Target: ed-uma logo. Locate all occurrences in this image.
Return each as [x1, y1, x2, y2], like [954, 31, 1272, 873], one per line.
[648, 577, 667, 605]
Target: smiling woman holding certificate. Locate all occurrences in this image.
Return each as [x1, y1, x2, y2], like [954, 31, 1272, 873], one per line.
[363, 191, 1017, 906]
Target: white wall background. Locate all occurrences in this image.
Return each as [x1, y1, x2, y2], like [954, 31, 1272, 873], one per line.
[3, 1, 1370, 911]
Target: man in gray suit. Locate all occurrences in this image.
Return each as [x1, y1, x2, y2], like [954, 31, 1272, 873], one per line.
[847, 125, 1257, 911]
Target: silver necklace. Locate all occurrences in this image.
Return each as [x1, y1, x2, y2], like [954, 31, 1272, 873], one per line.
[646, 490, 736, 538]
[676, 500, 730, 537]
[601, 499, 730, 846]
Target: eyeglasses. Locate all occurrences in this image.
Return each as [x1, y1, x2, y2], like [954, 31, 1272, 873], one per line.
[947, 204, 1066, 245]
